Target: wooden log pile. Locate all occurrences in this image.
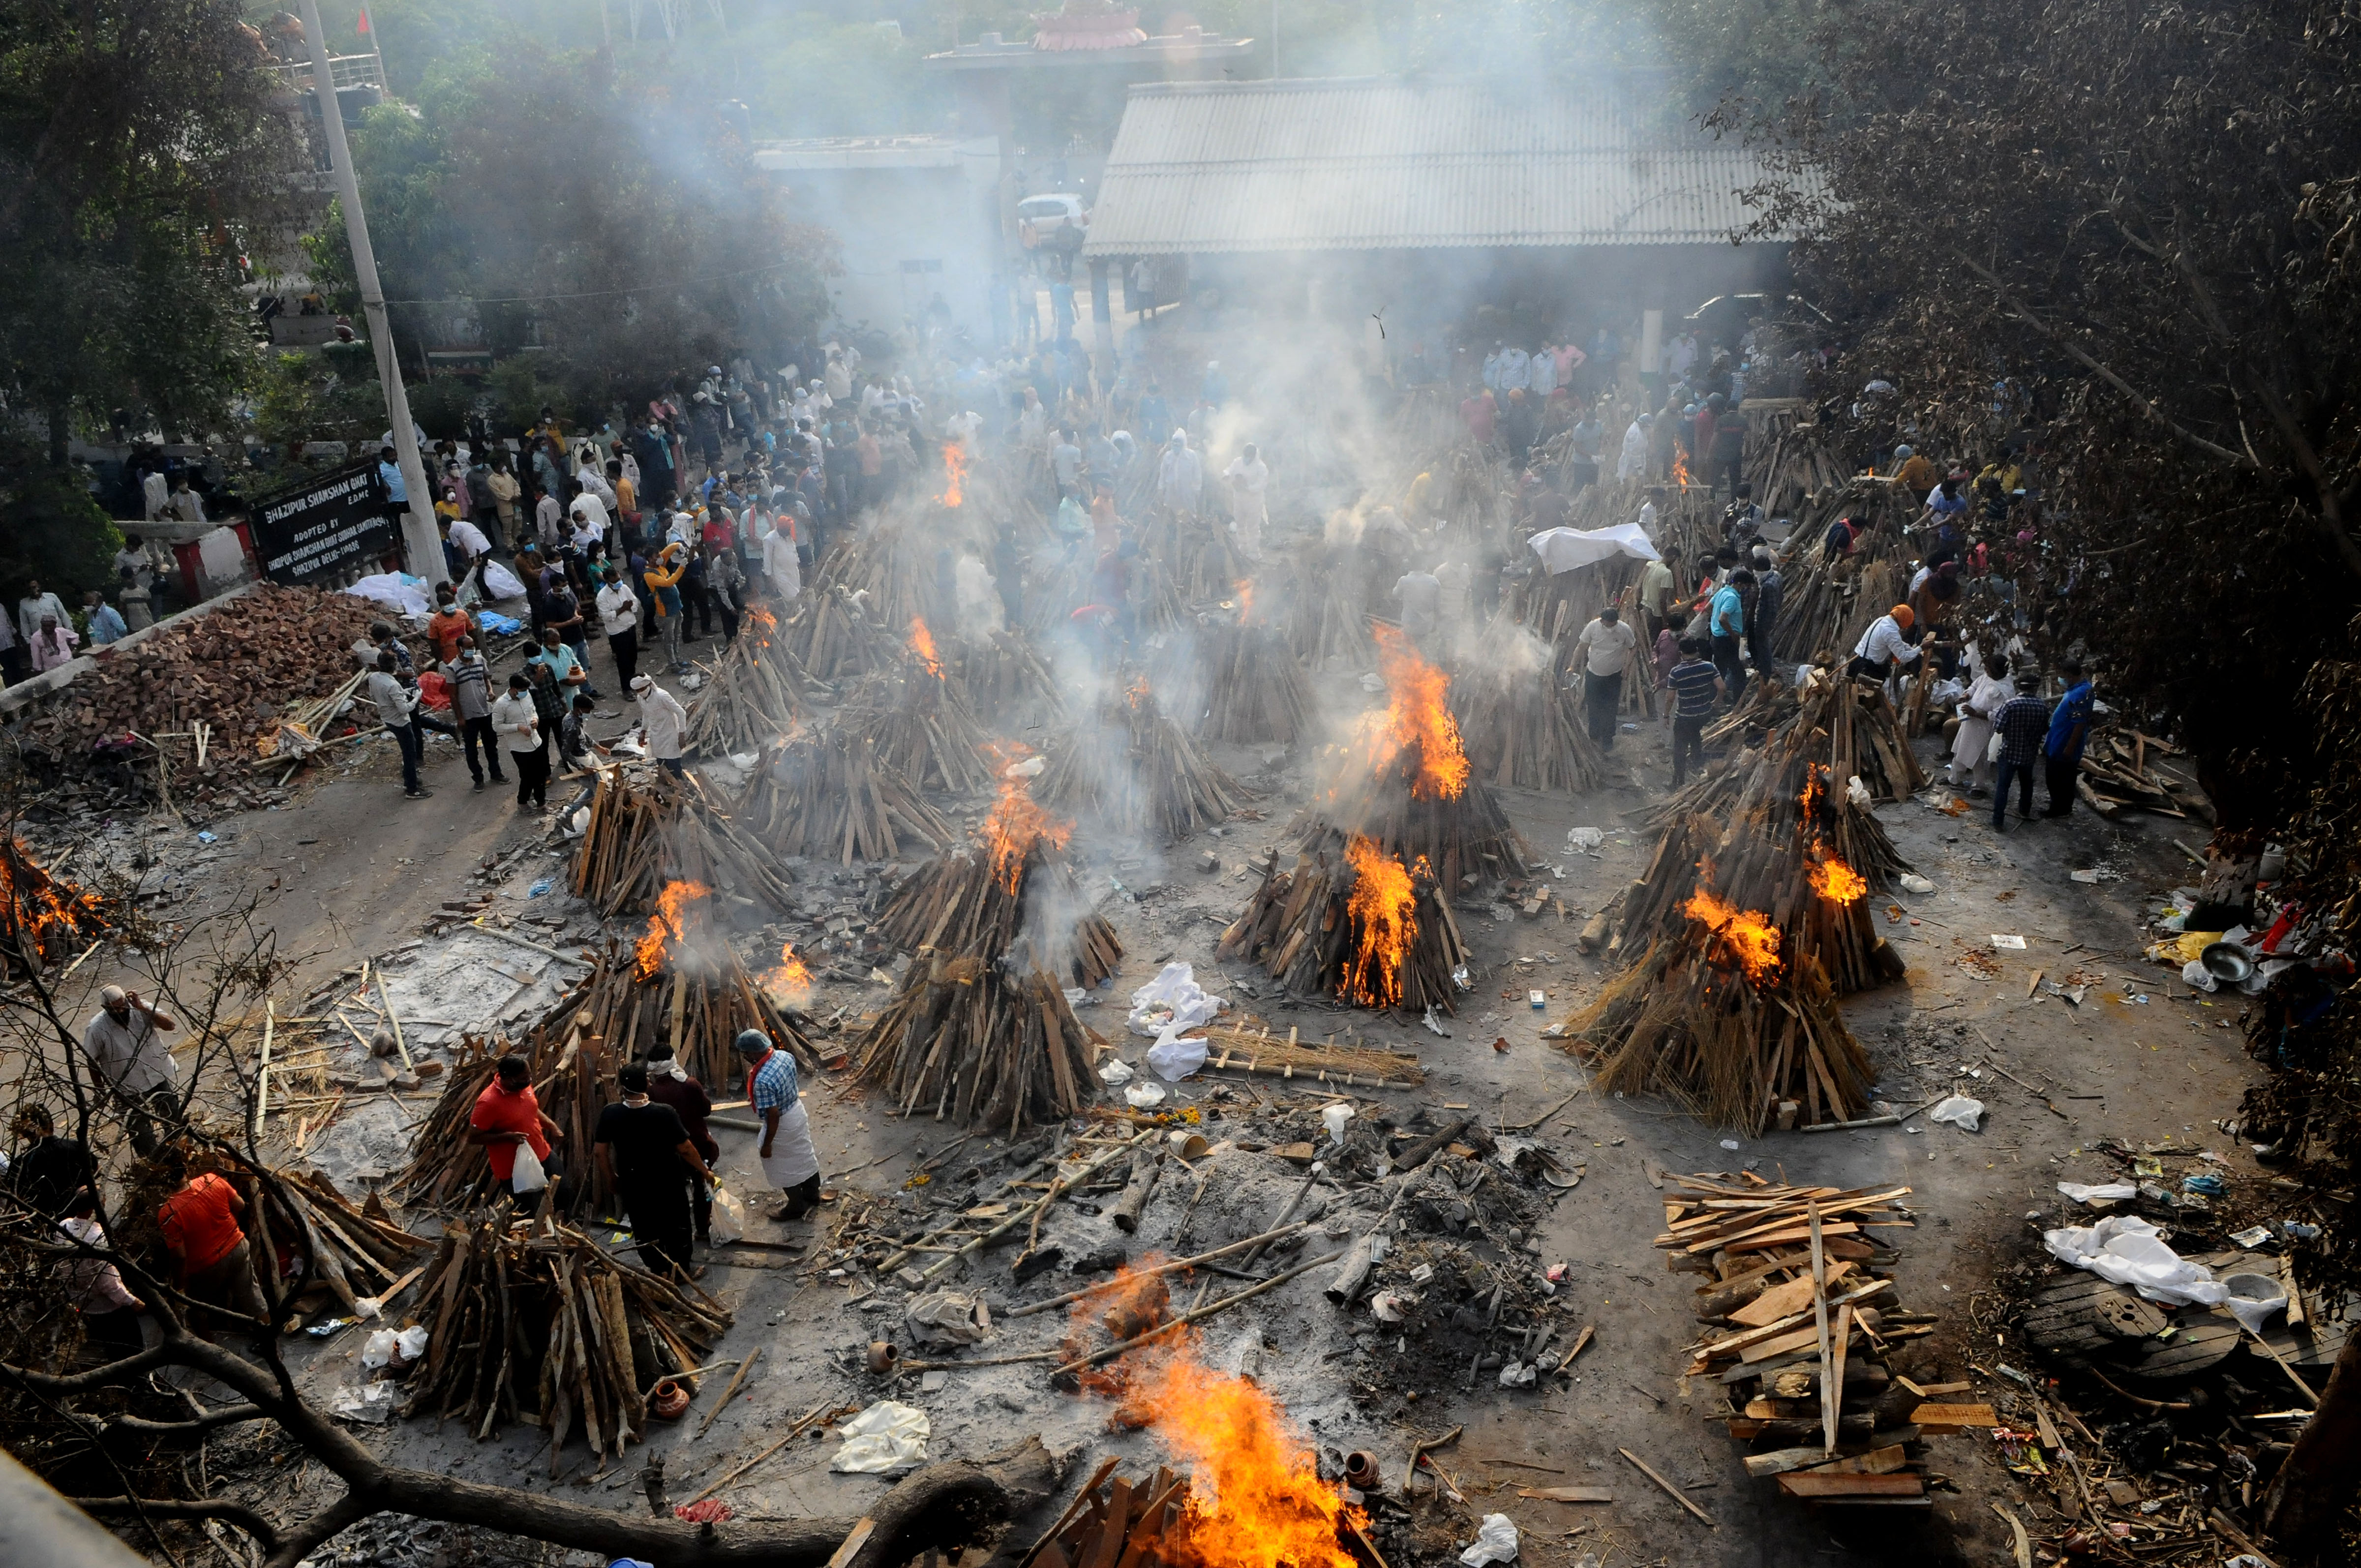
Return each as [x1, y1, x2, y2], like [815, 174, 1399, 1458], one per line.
[735, 724, 954, 864]
[1285, 546, 1376, 669]
[876, 817, 1121, 990]
[1137, 507, 1248, 603]
[841, 663, 997, 795]
[681, 604, 814, 756]
[569, 769, 796, 917]
[1198, 615, 1310, 744]
[255, 1168, 431, 1316]
[2074, 724, 2211, 822]
[15, 583, 382, 768]
[1217, 836, 1472, 1015]
[1664, 1175, 1965, 1509]
[854, 952, 1103, 1131]
[1448, 617, 1607, 793]
[782, 583, 901, 683]
[950, 627, 1066, 724]
[1038, 677, 1248, 844]
[399, 1209, 731, 1464]
[0, 836, 109, 975]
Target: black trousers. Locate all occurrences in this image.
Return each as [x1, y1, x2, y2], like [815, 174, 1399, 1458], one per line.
[707, 587, 740, 641]
[620, 1179, 695, 1279]
[511, 743, 549, 807]
[1671, 713, 1706, 785]
[608, 627, 639, 688]
[80, 1306, 146, 1367]
[1583, 670, 1622, 747]
[124, 1084, 178, 1158]
[2045, 755, 2078, 816]
[461, 716, 505, 782]
[1711, 633, 1746, 704]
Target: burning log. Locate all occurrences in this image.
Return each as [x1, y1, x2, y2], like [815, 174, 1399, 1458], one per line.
[1038, 676, 1248, 844]
[399, 1207, 731, 1461]
[681, 605, 815, 756]
[1296, 625, 1528, 888]
[840, 633, 997, 796]
[736, 724, 955, 864]
[874, 778, 1121, 989]
[1217, 837, 1472, 1015]
[0, 837, 108, 974]
[570, 769, 797, 917]
[1448, 617, 1607, 793]
[1198, 611, 1311, 744]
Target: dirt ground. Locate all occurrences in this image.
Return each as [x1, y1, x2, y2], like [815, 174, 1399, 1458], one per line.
[20, 604, 2264, 1568]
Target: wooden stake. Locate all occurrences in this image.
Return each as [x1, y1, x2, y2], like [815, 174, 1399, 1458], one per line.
[1810, 1201, 1834, 1454]
[1618, 1447, 1714, 1526]
[377, 970, 413, 1072]
[696, 1344, 762, 1439]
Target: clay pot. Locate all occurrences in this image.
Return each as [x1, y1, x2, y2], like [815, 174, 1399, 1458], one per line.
[649, 1378, 692, 1421]
[866, 1340, 898, 1373]
[1343, 1450, 1381, 1491]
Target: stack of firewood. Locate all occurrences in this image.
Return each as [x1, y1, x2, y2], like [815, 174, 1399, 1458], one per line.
[877, 827, 1121, 990]
[855, 953, 1103, 1130]
[1137, 508, 1248, 603]
[1198, 614, 1310, 744]
[16, 584, 382, 767]
[1038, 677, 1248, 844]
[1218, 837, 1472, 1014]
[256, 1169, 430, 1317]
[950, 628, 1066, 724]
[400, 1210, 732, 1464]
[782, 584, 901, 683]
[0, 837, 108, 975]
[1449, 618, 1607, 793]
[735, 725, 955, 863]
[682, 605, 814, 756]
[840, 663, 996, 795]
[1558, 680, 1911, 1131]
[2074, 725, 2211, 822]
[1285, 547, 1376, 669]
[1665, 1174, 1964, 1509]
[569, 770, 797, 917]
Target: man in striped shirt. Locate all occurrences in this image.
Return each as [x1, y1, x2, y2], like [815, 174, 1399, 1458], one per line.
[737, 1030, 822, 1221]
[1665, 637, 1723, 788]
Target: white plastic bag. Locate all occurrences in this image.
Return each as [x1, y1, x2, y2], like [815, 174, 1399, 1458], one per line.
[2180, 960, 2218, 993]
[1099, 1057, 1136, 1086]
[1146, 1023, 1211, 1082]
[1123, 1081, 1168, 1109]
[2043, 1215, 2228, 1306]
[2222, 1279, 2288, 1334]
[510, 1143, 548, 1195]
[831, 1400, 930, 1474]
[1322, 1104, 1356, 1145]
[395, 1325, 428, 1360]
[2056, 1181, 2137, 1204]
[708, 1182, 747, 1245]
[361, 1328, 400, 1369]
[1459, 1513, 1520, 1567]
[1127, 961, 1226, 1038]
[1927, 1095, 1985, 1132]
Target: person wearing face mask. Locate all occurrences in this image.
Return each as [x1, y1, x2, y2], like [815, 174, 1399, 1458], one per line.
[641, 1042, 718, 1247]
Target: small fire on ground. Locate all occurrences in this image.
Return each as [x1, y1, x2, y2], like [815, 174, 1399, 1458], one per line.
[1077, 1266, 1367, 1568]
[760, 941, 813, 1008]
[1358, 625, 1470, 802]
[635, 879, 711, 980]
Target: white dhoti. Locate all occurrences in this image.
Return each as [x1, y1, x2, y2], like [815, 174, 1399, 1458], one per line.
[1229, 495, 1266, 561]
[758, 1099, 821, 1189]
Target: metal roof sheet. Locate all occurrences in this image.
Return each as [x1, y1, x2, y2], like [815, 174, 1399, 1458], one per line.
[1082, 78, 1810, 256]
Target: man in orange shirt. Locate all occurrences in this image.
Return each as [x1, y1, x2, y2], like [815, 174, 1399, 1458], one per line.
[424, 583, 474, 665]
[467, 1054, 563, 1200]
[157, 1150, 266, 1329]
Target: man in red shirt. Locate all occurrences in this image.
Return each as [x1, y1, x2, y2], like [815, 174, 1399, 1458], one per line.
[157, 1151, 266, 1330]
[424, 584, 474, 665]
[468, 1054, 563, 1201]
[1459, 389, 1497, 445]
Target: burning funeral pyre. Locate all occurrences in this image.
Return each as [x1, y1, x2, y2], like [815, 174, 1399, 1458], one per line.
[855, 771, 1119, 1128]
[1447, 617, 1608, 794]
[1037, 673, 1248, 845]
[0, 836, 108, 975]
[569, 769, 796, 919]
[1198, 583, 1311, 744]
[839, 619, 997, 795]
[1218, 835, 1471, 1015]
[1557, 675, 1912, 1131]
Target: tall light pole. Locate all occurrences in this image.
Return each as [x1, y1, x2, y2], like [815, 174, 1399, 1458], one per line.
[296, 0, 445, 585]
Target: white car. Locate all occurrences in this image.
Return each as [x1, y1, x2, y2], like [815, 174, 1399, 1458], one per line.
[1018, 193, 1088, 249]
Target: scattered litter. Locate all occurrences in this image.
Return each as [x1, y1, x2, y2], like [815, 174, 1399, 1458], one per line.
[830, 1400, 931, 1474]
[1128, 962, 1226, 1038]
[1928, 1095, 1986, 1132]
[905, 1290, 993, 1349]
[2220, 1272, 2288, 1334]
[196, 830, 218, 845]
[1123, 1081, 1168, 1109]
[2043, 1215, 2227, 1306]
[1099, 1058, 1136, 1086]
[1321, 1103, 1356, 1144]
[330, 1382, 400, 1424]
[1146, 1025, 1211, 1082]
[1718, 1139, 1741, 1151]
[2228, 1225, 2273, 1249]
[1459, 1513, 1521, 1566]
[2056, 1181, 2137, 1204]
[1991, 934, 2027, 950]
[1897, 873, 1935, 893]
[2179, 1173, 2227, 1197]
[1423, 1007, 1452, 1037]
[1565, 827, 1604, 853]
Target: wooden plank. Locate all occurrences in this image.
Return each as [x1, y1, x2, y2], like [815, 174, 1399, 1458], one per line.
[1803, 1445, 1908, 1477]
[1515, 1486, 1615, 1505]
[825, 1519, 877, 1568]
[1809, 1203, 1833, 1455]
[1776, 1474, 1926, 1498]
[1908, 1403, 1999, 1429]
[1617, 1448, 1714, 1527]
[1825, 1302, 1853, 1455]
[1731, 1264, 1854, 1327]
[1743, 1447, 1843, 1478]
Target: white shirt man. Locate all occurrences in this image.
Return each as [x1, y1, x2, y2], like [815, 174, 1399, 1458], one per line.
[1574, 612, 1638, 676]
[1618, 418, 1650, 482]
[448, 515, 492, 562]
[761, 522, 802, 602]
[1223, 448, 1270, 560]
[634, 676, 689, 761]
[596, 577, 639, 639]
[1853, 612, 1916, 671]
[535, 492, 566, 549]
[570, 489, 610, 540]
[140, 470, 170, 520]
[81, 986, 179, 1097]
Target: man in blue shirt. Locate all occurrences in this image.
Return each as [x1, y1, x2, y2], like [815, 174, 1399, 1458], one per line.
[2043, 660, 2094, 818]
[376, 445, 407, 529]
[1991, 672, 2052, 830]
[1709, 569, 1751, 705]
[1665, 637, 1723, 787]
[83, 589, 127, 646]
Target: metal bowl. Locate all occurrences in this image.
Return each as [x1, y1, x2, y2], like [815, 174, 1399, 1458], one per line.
[2200, 942, 2256, 984]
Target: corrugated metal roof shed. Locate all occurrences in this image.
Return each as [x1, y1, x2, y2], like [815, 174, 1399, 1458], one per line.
[1082, 78, 1809, 257]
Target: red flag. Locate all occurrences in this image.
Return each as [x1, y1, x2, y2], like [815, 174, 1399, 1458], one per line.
[356, 7, 370, 33]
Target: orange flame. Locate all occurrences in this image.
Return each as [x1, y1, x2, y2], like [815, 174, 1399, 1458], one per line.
[634, 879, 712, 980]
[1234, 578, 1256, 624]
[908, 617, 945, 679]
[1359, 624, 1470, 801]
[1340, 836, 1418, 1008]
[939, 442, 967, 507]
[1671, 446, 1693, 489]
[1097, 1335, 1365, 1568]
[747, 603, 778, 648]
[1809, 854, 1867, 904]
[1125, 675, 1150, 711]
[1682, 883, 1782, 985]
[760, 940, 813, 1008]
[981, 772, 1071, 895]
